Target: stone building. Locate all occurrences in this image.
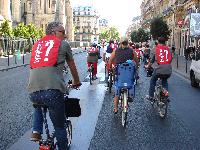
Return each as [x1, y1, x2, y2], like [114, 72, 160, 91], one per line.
[0, 0, 74, 41]
[141, 0, 200, 56]
[0, 0, 12, 25]
[73, 6, 99, 42]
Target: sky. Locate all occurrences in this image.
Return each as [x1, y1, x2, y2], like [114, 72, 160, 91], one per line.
[71, 0, 142, 36]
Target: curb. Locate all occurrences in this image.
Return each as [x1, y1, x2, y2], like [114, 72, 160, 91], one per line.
[0, 64, 29, 72]
[172, 68, 190, 81]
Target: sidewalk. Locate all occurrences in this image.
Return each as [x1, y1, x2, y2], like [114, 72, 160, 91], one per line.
[0, 48, 87, 71]
[171, 55, 191, 80]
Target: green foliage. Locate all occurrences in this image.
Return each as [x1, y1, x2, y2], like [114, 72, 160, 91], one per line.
[13, 23, 29, 38]
[0, 20, 13, 37]
[99, 26, 120, 42]
[13, 23, 44, 39]
[130, 28, 150, 43]
[150, 17, 170, 40]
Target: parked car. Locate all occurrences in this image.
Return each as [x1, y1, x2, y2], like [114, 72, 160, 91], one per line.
[190, 49, 200, 87]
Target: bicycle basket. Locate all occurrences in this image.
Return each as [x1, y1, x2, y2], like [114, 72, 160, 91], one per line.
[65, 98, 81, 117]
[115, 62, 136, 89]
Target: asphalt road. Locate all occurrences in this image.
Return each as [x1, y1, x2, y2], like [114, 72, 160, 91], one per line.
[0, 51, 88, 150]
[1, 51, 200, 150]
[88, 66, 200, 150]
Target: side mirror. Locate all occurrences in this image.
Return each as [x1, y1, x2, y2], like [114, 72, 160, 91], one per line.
[195, 52, 200, 61]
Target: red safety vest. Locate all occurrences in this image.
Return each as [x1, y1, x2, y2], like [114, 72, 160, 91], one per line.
[156, 44, 172, 65]
[135, 48, 140, 59]
[88, 47, 98, 53]
[30, 35, 61, 69]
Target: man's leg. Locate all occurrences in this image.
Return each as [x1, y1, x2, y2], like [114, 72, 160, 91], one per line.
[148, 71, 158, 98]
[45, 90, 67, 150]
[30, 91, 44, 141]
[93, 62, 98, 77]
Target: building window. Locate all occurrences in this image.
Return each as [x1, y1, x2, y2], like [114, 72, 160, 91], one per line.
[49, 0, 50, 8]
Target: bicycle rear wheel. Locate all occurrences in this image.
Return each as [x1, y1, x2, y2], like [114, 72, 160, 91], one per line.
[66, 119, 72, 148]
[121, 91, 128, 127]
[158, 98, 168, 119]
[108, 72, 113, 93]
[89, 66, 93, 85]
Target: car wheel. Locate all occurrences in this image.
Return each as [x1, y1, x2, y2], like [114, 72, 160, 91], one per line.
[190, 73, 199, 88]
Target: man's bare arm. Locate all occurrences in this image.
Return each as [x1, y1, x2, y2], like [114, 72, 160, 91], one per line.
[67, 59, 80, 85]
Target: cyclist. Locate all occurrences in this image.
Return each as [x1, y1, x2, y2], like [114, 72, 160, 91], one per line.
[87, 43, 99, 80]
[146, 37, 172, 101]
[108, 37, 139, 113]
[103, 40, 115, 82]
[27, 22, 81, 150]
[135, 44, 141, 62]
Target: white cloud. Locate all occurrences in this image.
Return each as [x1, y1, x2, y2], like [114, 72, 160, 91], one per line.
[71, 0, 142, 36]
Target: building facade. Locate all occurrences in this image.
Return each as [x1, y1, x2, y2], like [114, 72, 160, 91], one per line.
[73, 6, 99, 42]
[0, 0, 74, 41]
[141, 0, 200, 56]
[0, 0, 12, 25]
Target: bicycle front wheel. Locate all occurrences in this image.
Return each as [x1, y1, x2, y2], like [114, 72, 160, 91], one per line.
[109, 72, 113, 93]
[66, 119, 72, 148]
[89, 68, 92, 85]
[121, 91, 128, 127]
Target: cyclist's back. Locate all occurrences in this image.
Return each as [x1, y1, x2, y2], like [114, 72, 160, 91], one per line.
[108, 37, 138, 113]
[147, 37, 172, 101]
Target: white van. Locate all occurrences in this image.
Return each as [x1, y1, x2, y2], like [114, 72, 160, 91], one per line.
[190, 51, 200, 87]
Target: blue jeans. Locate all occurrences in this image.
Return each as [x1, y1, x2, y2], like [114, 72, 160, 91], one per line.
[30, 89, 67, 150]
[149, 71, 170, 98]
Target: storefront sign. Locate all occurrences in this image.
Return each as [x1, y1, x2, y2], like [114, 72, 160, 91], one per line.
[190, 13, 200, 37]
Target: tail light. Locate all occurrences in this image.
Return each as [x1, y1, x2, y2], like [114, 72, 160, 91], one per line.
[162, 89, 169, 97]
[39, 145, 51, 150]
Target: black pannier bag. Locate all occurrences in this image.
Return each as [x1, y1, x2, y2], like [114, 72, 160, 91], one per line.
[65, 98, 81, 117]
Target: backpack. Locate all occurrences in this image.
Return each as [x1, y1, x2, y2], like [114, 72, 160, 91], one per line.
[115, 61, 136, 89]
[30, 35, 61, 69]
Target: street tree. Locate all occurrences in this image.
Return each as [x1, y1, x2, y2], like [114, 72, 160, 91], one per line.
[99, 27, 120, 42]
[130, 28, 150, 43]
[150, 17, 170, 40]
[0, 20, 13, 37]
[13, 23, 44, 39]
[13, 23, 29, 38]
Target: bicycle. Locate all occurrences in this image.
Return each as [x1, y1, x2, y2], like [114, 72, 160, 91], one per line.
[33, 81, 81, 150]
[63, 63, 69, 75]
[88, 63, 94, 85]
[151, 76, 170, 119]
[115, 61, 136, 127]
[108, 67, 115, 93]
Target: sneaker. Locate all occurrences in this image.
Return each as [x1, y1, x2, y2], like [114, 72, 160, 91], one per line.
[93, 76, 98, 80]
[30, 132, 42, 142]
[145, 95, 154, 102]
[128, 97, 133, 102]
